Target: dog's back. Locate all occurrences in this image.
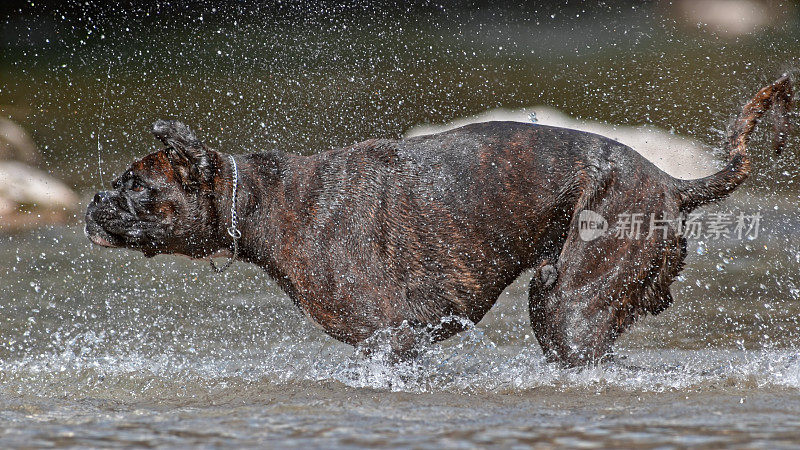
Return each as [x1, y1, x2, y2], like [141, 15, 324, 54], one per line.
[294, 120, 679, 344]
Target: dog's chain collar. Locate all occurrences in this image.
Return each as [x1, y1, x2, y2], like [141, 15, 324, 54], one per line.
[210, 154, 242, 273]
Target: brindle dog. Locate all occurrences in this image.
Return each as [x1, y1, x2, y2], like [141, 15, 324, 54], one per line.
[86, 76, 793, 366]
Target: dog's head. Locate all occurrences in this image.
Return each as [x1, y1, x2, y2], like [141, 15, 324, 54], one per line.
[85, 120, 223, 258]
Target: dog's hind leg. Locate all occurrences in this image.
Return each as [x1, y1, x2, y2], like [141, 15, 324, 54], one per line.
[528, 175, 686, 367]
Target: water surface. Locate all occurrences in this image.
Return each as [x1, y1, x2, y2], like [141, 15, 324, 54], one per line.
[2, 200, 800, 447]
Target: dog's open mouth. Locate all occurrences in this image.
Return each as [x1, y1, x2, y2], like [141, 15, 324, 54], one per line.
[84, 219, 123, 248]
[87, 230, 118, 248]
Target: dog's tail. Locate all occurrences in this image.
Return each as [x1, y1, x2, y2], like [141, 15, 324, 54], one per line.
[676, 74, 793, 210]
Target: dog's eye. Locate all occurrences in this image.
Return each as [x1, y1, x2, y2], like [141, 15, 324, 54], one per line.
[130, 179, 146, 192]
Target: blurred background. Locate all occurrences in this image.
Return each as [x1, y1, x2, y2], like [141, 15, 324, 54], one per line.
[3, 1, 799, 197]
[2, 1, 800, 446]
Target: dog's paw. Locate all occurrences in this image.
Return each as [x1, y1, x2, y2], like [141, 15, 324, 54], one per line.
[540, 264, 558, 288]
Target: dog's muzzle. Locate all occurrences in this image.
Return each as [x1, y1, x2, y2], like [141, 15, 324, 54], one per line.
[85, 191, 123, 248]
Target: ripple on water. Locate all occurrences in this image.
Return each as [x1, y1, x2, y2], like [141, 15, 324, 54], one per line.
[2, 321, 800, 404]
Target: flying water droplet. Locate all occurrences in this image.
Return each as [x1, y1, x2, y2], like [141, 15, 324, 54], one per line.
[696, 241, 707, 255]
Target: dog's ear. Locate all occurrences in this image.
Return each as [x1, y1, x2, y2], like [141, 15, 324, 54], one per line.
[151, 120, 214, 187]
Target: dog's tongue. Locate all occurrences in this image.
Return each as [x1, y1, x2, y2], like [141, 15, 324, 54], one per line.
[88, 233, 116, 248]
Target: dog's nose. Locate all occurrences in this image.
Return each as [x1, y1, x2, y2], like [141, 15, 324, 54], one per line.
[93, 191, 110, 203]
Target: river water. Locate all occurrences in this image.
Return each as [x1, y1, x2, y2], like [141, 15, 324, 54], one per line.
[4, 2, 800, 448]
[2, 193, 800, 447]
